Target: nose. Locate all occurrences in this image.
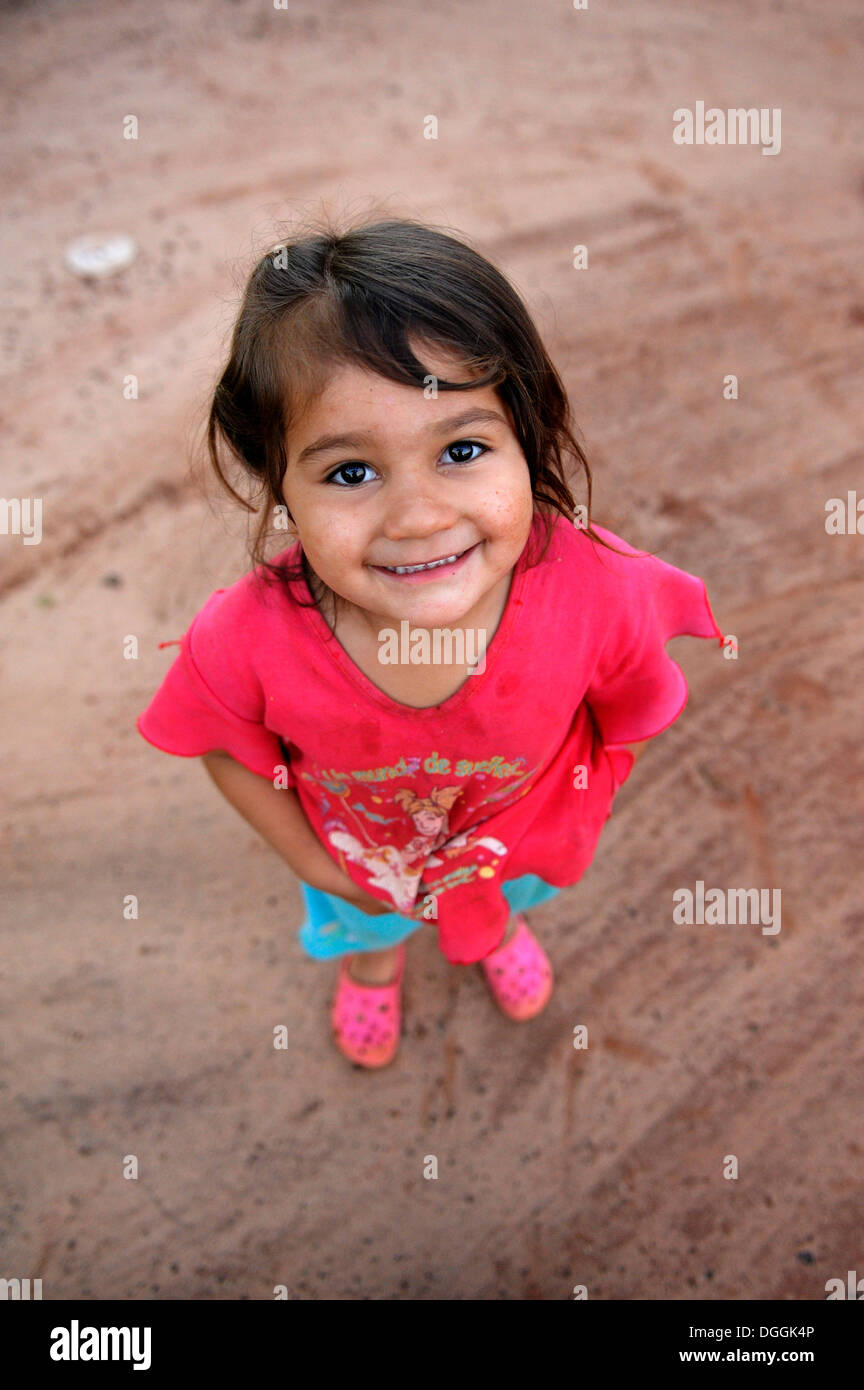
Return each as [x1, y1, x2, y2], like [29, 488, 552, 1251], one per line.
[377, 462, 462, 542]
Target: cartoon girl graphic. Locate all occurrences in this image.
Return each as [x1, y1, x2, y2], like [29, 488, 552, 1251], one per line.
[325, 783, 508, 912]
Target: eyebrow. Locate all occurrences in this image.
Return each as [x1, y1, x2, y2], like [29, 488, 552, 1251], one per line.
[294, 408, 509, 468]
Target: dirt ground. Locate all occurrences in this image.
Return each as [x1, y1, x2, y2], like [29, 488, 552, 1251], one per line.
[2, 0, 863, 1301]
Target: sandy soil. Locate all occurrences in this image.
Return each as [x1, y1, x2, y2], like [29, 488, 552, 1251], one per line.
[2, 0, 863, 1300]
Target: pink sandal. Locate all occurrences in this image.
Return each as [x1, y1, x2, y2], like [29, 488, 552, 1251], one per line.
[480, 914, 554, 1020]
[330, 945, 406, 1067]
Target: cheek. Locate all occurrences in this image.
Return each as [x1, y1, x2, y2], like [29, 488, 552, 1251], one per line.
[300, 509, 365, 562]
[482, 469, 535, 541]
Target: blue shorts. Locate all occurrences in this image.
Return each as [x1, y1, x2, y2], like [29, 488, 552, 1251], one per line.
[297, 873, 561, 960]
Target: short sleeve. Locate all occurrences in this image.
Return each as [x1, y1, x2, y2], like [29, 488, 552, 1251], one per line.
[136, 590, 295, 785]
[584, 543, 724, 749]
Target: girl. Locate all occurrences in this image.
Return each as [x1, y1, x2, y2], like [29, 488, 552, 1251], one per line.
[136, 214, 724, 1069]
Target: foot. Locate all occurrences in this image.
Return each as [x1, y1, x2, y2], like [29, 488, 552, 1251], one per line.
[480, 914, 554, 1021]
[331, 945, 406, 1068]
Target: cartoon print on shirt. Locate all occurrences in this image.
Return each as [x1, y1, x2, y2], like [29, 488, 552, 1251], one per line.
[326, 784, 506, 911]
[324, 783, 459, 910]
[300, 755, 543, 912]
[392, 785, 507, 864]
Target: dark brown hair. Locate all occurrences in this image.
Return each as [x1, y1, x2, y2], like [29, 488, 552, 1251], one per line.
[205, 210, 636, 634]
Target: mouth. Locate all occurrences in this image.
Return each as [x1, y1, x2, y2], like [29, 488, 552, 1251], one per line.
[370, 542, 480, 581]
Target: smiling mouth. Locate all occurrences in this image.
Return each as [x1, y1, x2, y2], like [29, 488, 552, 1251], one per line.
[372, 544, 476, 575]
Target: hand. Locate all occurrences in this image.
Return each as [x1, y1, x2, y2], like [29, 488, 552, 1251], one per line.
[314, 860, 394, 916]
[339, 888, 394, 917]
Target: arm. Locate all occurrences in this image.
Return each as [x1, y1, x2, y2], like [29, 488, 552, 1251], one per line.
[200, 752, 391, 914]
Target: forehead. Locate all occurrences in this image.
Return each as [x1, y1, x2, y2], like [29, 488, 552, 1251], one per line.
[292, 346, 509, 441]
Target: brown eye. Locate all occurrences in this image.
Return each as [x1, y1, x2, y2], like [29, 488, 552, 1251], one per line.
[442, 440, 487, 465]
[325, 462, 375, 487]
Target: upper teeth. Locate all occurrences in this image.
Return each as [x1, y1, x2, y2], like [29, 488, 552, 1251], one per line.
[383, 552, 462, 574]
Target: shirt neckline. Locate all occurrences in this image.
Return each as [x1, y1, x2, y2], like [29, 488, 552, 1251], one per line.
[289, 525, 536, 716]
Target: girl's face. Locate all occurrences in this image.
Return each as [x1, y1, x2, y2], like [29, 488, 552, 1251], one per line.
[281, 342, 535, 634]
[414, 809, 444, 836]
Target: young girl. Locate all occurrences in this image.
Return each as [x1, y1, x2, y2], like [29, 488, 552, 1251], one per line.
[136, 215, 724, 1069]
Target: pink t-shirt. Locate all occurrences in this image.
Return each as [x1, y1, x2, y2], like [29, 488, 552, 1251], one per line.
[136, 514, 724, 963]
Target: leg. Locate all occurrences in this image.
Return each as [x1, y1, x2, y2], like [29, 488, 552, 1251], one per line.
[488, 911, 523, 953]
[347, 944, 403, 985]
